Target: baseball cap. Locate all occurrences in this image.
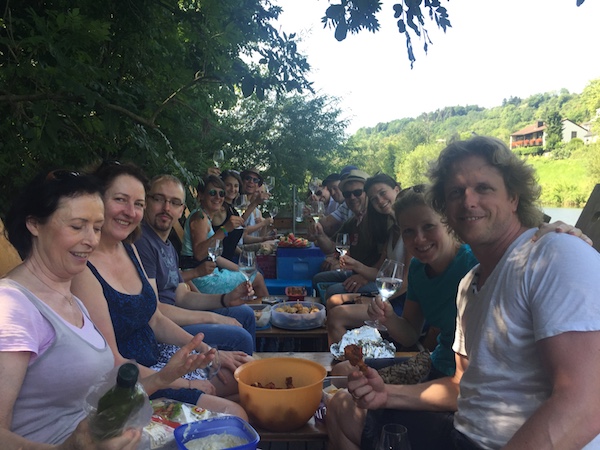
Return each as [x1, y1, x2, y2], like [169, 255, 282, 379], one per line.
[322, 173, 341, 186]
[339, 169, 370, 190]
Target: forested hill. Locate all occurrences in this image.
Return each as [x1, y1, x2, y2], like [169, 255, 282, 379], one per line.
[345, 78, 600, 207]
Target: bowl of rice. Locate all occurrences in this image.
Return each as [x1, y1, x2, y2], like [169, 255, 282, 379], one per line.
[173, 416, 259, 450]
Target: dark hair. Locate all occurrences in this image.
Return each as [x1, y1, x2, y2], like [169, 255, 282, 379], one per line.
[220, 170, 243, 187]
[198, 174, 225, 193]
[364, 173, 400, 194]
[322, 173, 341, 186]
[92, 161, 149, 243]
[363, 174, 400, 247]
[428, 136, 543, 228]
[5, 170, 103, 257]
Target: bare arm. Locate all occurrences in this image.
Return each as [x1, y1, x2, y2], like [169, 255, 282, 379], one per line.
[157, 301, 242, 327]
[319, 213, 344, 237]
[504, 331, 600, 449]
[349, 352, 465, 412]
[71, 268, 209, 394]
[173, 282, 250, 310]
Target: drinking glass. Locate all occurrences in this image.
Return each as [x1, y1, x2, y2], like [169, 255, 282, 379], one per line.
[199, 346, 221, 380]
[335, 233, 350, 272]
[379, 424, 411, 450]
[308, 177, 320, 195]
[365, 259, 404, 331]
[270, 205, 279, 220]
[207, 239, 222, 277]
[295, 201, 305, 223]
[264, 176, 275, 193]
[238, 250, 258, 301]
[310, 201, 325, 224]
[234, 195, 250, 229]
[213, 149, 224, 168]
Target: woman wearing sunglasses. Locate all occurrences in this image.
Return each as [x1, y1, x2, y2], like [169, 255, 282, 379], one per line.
[181, 175, 269, 298]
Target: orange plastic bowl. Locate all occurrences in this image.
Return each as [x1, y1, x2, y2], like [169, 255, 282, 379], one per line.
[234, 358, 327, 432]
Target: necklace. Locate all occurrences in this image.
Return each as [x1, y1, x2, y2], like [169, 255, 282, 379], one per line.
[24, 263, 74, 307]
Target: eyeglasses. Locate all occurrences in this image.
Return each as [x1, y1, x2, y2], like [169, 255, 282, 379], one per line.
[208, 189, 226, 198]
[148, 194, 184, 207]
[342, 189, 364, 199]
[45, 170, 80, 181]
[244, 175, 262, 185]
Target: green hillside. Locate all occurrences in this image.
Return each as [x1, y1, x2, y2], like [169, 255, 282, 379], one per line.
[347, 79, 600, 206]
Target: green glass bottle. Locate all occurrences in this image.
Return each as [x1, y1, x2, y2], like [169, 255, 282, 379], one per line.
[90, 363, 146, 440]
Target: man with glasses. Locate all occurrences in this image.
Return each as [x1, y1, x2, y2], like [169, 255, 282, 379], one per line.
[312, 169, 384, 301]
[135, 174, 255, 355]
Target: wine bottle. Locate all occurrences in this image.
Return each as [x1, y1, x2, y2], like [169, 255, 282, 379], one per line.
[90, 363, 146, 440]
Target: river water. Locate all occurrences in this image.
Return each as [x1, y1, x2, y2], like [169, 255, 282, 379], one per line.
[542, 207, 584, 225]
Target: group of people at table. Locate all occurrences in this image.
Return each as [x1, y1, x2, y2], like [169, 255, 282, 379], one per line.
[2, 136, 600, 449]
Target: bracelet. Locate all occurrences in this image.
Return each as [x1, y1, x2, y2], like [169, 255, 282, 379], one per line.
[220, 293, 227, 307]
[220, 226, 229, 237]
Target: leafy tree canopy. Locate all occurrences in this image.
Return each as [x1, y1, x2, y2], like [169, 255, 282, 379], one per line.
[0, 0, 315, 214]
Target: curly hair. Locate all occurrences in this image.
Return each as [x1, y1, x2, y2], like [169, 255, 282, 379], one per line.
[428, 136, 543, 228]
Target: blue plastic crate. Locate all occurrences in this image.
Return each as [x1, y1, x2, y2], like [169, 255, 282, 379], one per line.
[276, 244, 325, 280]
[265, 278, 313, 296]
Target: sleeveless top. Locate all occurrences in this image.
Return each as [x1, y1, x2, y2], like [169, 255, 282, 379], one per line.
[87, 244, 160, 367]
[1, 279, 112, 444]
[212, 203, 243, 261]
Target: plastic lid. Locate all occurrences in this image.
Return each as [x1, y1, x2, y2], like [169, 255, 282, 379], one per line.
[116, 363, 139, 388]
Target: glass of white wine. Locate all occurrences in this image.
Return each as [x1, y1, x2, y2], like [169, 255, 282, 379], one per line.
[335, 233, 350, 272]
[206, 239, 222, 277]
[238, 250, 257, 301]
[264, 176, 275, 193]
[308, 177, 319, 195]
[310, 201, 325, 224]
[365, 259, 404, 331]
[379, 424, 411, 450]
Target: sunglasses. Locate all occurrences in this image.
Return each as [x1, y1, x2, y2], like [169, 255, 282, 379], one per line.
[45, 170, 80, 181]
[208, 189, 226, 198]
[148, 194, 184, 207]
[342, 188, 364, 199]
[315, 190, 323, 197]
[244, 175, 262, 185]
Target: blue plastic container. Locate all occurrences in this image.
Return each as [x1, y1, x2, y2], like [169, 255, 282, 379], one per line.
[174, 416, 259, 450]
[276, 245, 325, 280]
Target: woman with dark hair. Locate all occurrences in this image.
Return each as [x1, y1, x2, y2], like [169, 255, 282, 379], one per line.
[326, 173, 409, 345]
[72, 163, 249, 418]
[0, 170, 208, 448]
[180, 174, 269, 298]
[210, 170, 245, 261]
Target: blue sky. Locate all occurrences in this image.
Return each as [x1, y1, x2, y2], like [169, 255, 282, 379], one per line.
[275, 0, 600, 133]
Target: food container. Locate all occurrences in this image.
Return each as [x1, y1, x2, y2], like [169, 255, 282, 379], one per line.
[249, 304, 271, 328]
[285, 286, 307, 301]
[234, 357, 327, 432]
[270, 301, 326, 330]
[173, 416, 259, 450]
[261, 296, 285, 306]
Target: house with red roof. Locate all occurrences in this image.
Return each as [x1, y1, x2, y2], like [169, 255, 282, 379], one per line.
[510, 118, 591, 149]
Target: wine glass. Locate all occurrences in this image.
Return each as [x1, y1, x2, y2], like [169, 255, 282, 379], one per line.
[269, 205, 279, 220]
[234, 194, 250, 229]
[379, 424, 411, 450]
[238, 250, 258, 301]
[213, 149, 224, 168]
[264, 176, 275, 193]
[207, 239, 222, 277]
[308, 177, 320, 195]
[310, 201, 325, 224]
[335, 233, 350, 272]
[199, 346, 221, 380]
[365, 259, 404, 331]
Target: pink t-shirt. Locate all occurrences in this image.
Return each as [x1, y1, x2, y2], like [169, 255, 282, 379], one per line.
[0, 279, 113, 444]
